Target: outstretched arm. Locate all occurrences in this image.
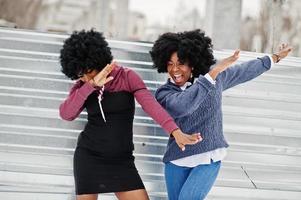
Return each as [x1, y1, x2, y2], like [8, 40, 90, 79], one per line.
[218, 55, 272, 90]
[212, 44, 292, 91]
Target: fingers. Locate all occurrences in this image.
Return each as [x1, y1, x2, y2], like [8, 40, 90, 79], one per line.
[189, 133, 203, 142]
[286, 45, 293, 52]
[231, 49, 240, 62]
[196, 133, 203, 141]
[233, 49, 240, 57]
[111, 60, 117, 67]
[101, 62, 116, 76]
[104, 76, 114, 84]
[278, 44, 284, 51]
[185, 132, 202, 144]
[224, 49, 239, 64]
[97, 61, 116, 77]
[277, 43, 293, 60]
[278, 43, 292, 52]
[173, 130, 204, 151]
[93, 62, 117, 86]
[278, 43, 286, 51]
[178, 143, 185, 151]
[177, 139, 197, 151]
[177, 133, 203, 151]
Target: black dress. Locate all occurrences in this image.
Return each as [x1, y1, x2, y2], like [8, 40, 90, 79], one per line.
[73, 91, 145, 195]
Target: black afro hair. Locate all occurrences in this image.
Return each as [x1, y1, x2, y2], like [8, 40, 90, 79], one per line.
[150, 29, 216, 78]
[60, 29, 113, 80]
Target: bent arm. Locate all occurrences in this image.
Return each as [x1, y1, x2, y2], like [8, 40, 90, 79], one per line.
[134, 88, 179, 134]
[155, 76, 215, 119]
[127, 70, 178, 134]
[218, 56, 272, 91]
[59, 81, 96, 121]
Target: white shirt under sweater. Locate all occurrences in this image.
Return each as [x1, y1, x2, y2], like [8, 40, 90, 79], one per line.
[170, 56, 274, 167]
[169, 73, 227, 167]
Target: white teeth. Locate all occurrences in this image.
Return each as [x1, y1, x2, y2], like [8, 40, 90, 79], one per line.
[174, 75, 182, 81]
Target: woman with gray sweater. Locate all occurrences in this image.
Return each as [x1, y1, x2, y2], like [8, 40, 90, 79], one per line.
[150, 29, 292, 200]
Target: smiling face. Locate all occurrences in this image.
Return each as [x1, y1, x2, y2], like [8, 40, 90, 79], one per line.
[167, 52, 192, 87]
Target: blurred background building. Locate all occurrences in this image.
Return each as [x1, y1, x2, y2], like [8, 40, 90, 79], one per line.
[1, 0, 301, 55]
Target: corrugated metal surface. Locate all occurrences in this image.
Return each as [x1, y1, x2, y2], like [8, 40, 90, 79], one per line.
[0, 27, 300, 200]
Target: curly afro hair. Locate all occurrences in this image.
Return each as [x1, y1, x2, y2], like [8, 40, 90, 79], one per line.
[60, 29, 113, 80]
[150, 29, 216, 78]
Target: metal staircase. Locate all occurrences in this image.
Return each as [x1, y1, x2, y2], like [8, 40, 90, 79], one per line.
[0, 27, 300, 200]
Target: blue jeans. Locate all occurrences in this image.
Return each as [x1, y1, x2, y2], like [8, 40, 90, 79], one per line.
[165, 160, 221, 200]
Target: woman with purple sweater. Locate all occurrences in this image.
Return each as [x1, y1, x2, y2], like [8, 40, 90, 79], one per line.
[59, 30, 201, 200]
[150, 29, 292, 200]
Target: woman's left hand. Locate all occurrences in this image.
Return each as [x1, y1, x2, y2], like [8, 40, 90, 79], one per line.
[208, 49, 240, 80]
[272, 43, 293, 63]
[91, 62, 116, 87]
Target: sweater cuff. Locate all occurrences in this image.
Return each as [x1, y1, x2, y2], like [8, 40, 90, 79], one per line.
[78, 82, 96, 99]
[267, 55, 275, 68]
[258, 56, 272, 70]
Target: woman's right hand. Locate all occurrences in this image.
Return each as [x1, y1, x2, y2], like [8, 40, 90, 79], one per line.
[90, 62, 116, 87]
[171, 129, 203, 151]
[208, 49, 240, 80]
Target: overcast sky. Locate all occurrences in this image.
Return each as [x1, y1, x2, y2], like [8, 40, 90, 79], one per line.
[129, 0, 261, 25]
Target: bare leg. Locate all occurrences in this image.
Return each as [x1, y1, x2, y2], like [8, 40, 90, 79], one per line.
[76, 194, 98, 200]
[115, 189, 149, 200]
